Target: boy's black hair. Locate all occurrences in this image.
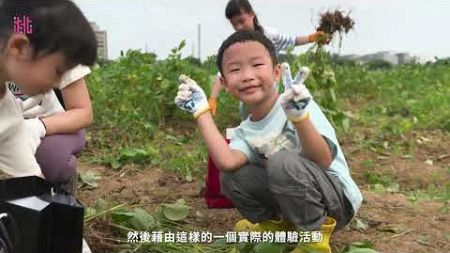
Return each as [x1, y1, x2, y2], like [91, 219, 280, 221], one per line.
[0, 0, 97, 66]
[216, 30, 277, 75]
[225, 0, 264, 33]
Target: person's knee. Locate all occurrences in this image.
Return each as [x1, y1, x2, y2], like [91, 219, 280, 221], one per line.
[220, 164, 265, 197]
[35, 132, 86, 182]
[220, 166, 249, 193]
[266, 151, 311, 189]
[74, 129, 87, 154]
[39, 154, 77, 183]
[267, 150, 293, 169]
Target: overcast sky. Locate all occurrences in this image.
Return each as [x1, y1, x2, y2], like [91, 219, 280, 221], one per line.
[74, 0, 450, 60]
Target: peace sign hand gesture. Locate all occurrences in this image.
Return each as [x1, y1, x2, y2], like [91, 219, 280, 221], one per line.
[279, 62, 312, 123]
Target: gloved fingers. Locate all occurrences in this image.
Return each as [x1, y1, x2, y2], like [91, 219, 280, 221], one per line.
[179, 74, 189, 84]
[174, 95, 188, 107]
[280, 88, 295, 106]
[179, 74, 197, 89]
[281, 62, 293, 90]
[317, 31, 331, 44]
[292, 84, 312, 102]
[178, 83, 191, 92]
[293, 67, 310, 85]
[177, 91, 192, 100]
[292, 86, 303, 102]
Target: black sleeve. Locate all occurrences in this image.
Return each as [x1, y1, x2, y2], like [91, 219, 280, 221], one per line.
[322, 135, 338, 160]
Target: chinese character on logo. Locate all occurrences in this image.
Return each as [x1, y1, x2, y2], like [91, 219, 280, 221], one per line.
[13, 15, 33, 34]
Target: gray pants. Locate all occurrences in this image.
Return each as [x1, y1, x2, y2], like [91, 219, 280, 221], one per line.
[220, 151, 353, 231]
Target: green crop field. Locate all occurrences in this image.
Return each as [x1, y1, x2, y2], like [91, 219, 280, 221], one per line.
[78, 42, 450, 253]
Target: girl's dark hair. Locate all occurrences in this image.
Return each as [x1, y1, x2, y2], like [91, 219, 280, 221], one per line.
[0, 0, 97, 66]
[225, 0, 264, 33]
[216, 31, 277, 75]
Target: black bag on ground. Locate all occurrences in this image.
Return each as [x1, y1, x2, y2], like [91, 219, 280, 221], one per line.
[0, 176, 84, 253]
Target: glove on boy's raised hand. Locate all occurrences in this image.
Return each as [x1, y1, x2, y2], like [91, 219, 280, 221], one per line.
[175, 75, 210, 119]
[208, 97, 218, 116]
[280, 63, 312, 123]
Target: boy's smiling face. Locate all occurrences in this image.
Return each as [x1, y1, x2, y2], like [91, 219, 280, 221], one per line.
[220, 41, 280, 107]
[1, 34, 68, 96]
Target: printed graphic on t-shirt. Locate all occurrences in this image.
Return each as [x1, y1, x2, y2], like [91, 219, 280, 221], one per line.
[248, 131, 296, 159]
[6, 81, 29, 101]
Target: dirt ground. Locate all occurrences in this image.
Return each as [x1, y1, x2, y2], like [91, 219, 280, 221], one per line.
[77, 130, 450, 253]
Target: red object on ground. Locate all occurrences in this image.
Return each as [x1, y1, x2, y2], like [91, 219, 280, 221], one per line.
[204, 139, 234, 208]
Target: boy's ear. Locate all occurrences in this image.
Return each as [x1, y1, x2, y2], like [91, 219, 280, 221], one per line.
[219, 75, 229, 92]
[5, 34, 33, 60]
[273, 63, 281, 82]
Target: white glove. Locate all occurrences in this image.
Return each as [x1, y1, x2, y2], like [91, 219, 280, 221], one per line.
[24, 118, 47, 154]
[175, 75, 210, 119]
[279, 63, 312, 123]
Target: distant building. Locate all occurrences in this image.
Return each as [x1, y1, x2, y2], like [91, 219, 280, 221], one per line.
[90, 22, 108, 60]
[360, 51, 398, 65]
[396, 53, 419, 65]
[416, 55, 436, 64]
[342, 51, 419, 65]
